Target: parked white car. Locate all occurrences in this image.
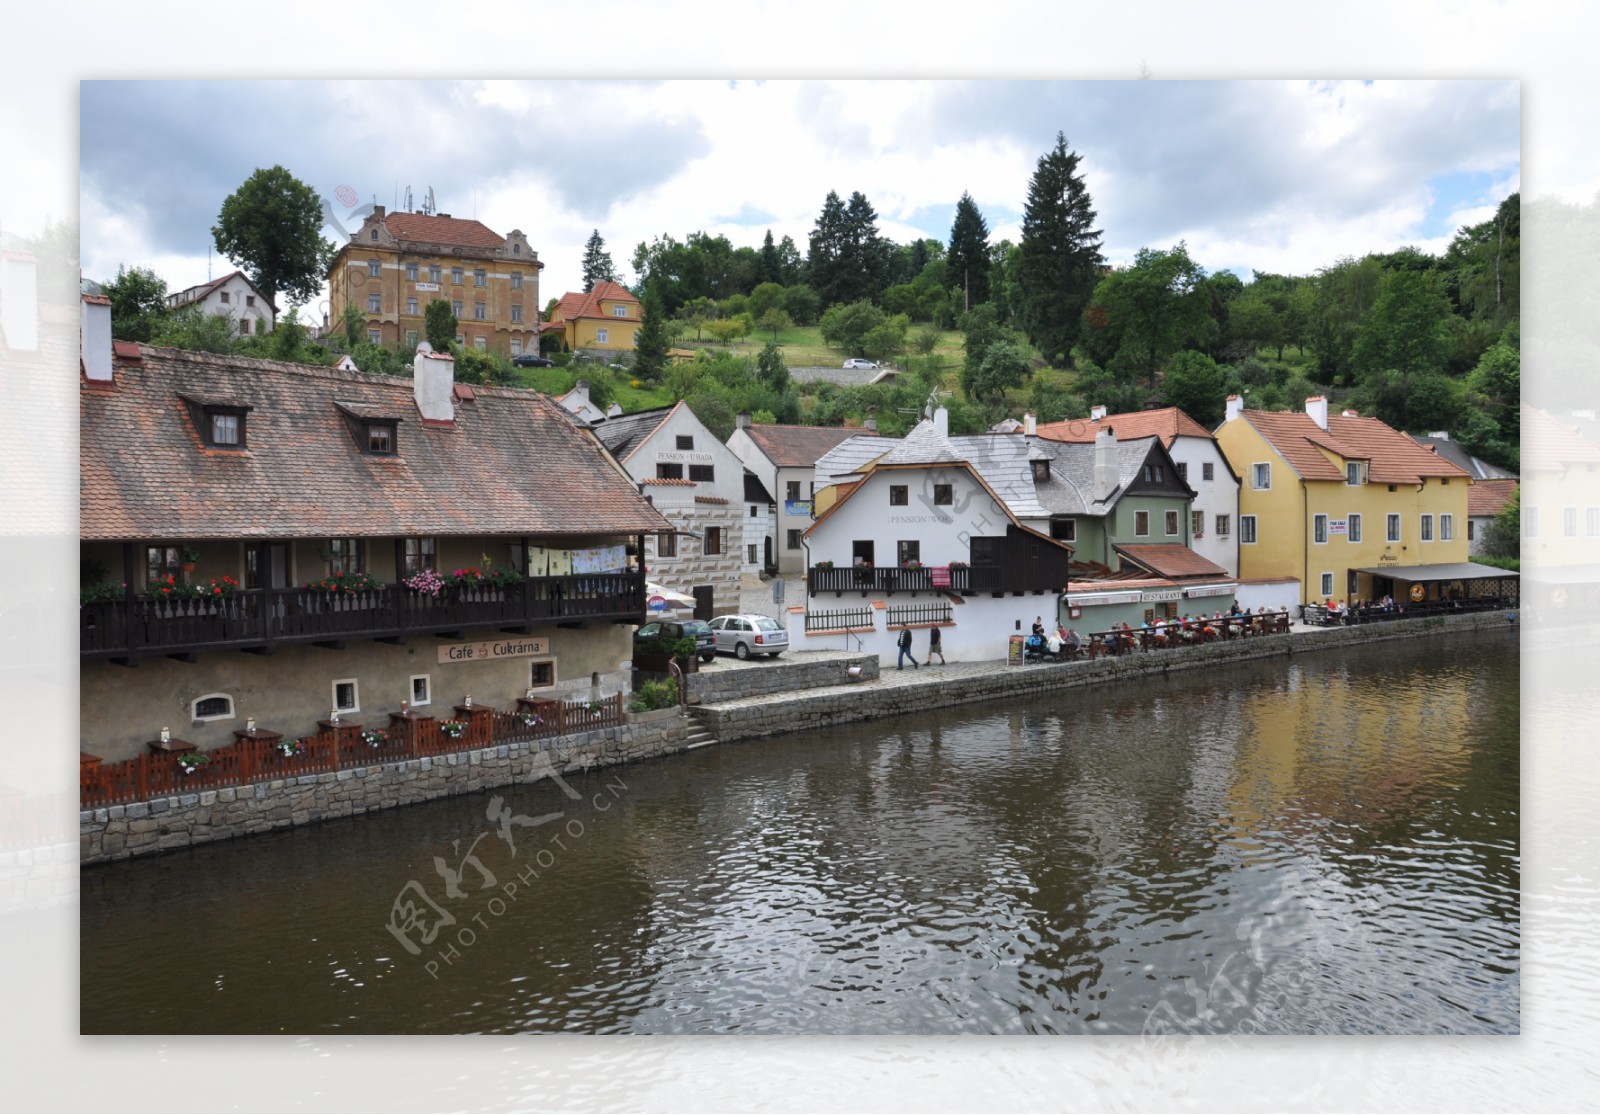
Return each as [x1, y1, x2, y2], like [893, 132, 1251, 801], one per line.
[707, 614, 789, 659]
[842, 358, 877, 370]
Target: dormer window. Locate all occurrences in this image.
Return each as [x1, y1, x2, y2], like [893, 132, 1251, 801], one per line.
[367, 423, 395, 454]
[181, 394, 250, 450]
[335, 401, 403, 457]
[1346, 462, 1365, 486]
[1031, 460, 1050, 483]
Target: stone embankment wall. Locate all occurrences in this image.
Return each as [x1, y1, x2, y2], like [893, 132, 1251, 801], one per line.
[687, 653, 878, 704]
[696, 611, 1516, 743]
[80, 709, 687, 866]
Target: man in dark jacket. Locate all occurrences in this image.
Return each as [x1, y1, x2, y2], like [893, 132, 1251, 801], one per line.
[897, 627, 919, 670]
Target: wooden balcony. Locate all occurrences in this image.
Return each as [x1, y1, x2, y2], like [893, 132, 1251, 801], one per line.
[80, 573, 646, 661]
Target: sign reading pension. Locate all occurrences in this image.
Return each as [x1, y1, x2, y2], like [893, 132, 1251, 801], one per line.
[438, 637, 550, 664]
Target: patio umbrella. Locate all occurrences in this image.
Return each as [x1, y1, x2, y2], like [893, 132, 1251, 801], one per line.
[645, 582, 697, 611]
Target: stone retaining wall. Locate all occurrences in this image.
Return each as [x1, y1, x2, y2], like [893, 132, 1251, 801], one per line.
[80, 713, 689, 866]
[695, 611, 1515, 743]
[687, 653, 878, 704]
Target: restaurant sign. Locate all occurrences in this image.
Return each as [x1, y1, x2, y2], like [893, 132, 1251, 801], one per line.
[438, 637, 550, 664]
[1141, 589, 1182, 603]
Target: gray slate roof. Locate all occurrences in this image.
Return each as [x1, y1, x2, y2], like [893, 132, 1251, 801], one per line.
[1031, 437, 1163, 517]
[814, 435, 896, 486]
[1409, 435, 1519, 480]
[590, 406, 673, 461]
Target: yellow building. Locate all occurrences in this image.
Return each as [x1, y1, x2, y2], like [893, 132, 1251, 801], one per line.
[542, 281, 642, 354]
[326, 206, 543, 358]
[1215, 395, 1471, 605]
[1521, 406, 1600, 610]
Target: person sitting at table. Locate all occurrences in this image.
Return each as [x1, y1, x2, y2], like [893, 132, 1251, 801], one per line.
[1062, 627, 1083, 657]
[1032, 616, 1046, 637]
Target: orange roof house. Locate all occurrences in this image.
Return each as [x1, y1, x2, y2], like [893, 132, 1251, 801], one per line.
[544, 281, 642, 354]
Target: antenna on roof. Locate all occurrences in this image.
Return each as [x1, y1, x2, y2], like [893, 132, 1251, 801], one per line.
[424, 186, 436, 216]
[404, 185, 413, 212]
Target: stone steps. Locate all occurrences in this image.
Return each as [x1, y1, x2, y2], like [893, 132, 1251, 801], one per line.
[683, 718, 719, 751]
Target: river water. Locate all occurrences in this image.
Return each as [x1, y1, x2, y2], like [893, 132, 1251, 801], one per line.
[80, 633, 1519, 1035]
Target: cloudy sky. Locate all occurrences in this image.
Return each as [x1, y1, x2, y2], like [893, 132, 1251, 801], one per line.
[79, 78, 1519, 313]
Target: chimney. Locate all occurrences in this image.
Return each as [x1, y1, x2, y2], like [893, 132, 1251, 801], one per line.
[933, 405, 949, 438]
[1090, 404, 1107, 422]
[1305, 395, 1328, 430]
[1094, 428, 1118, 499]
[570, 379, 591, 409]
[736, 411, 752, 431]
[1024, 411, 1036, 437]
[373, 204, 386, 218]
[606, 402, 622, 418]
[1224, 394, 1244, 423]
[412, 341, 455, 422]
[81, 293, 113, 382]
[1343, 409, 1360, 418]
[2, 249, 39, 351]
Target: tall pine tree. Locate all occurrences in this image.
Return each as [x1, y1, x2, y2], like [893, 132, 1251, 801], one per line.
[947, 191, 991, 312]
[808, 191, 850, 308]
[581, 229, 617, 292]
[759, 229, 781, 285]
[1016, 133, 1103, 367]
[841, 191, 891, 305]
[632, 285, 671, 383]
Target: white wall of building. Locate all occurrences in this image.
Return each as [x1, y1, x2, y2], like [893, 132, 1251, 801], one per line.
[807, 465, 1008, 568]
[786, 592, 1055, 666]
[1235, 578, 1301, 615]
[1170, 435, 1240, 577]
[742, 498, 776, 575]
[181, 273, 275, 336]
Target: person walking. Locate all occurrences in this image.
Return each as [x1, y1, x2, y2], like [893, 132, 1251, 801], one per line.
[896, 626, 919, 670]
[928, 626, 946, 665]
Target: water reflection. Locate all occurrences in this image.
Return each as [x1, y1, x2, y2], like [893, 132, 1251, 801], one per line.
[81, 635, 1518, 1034]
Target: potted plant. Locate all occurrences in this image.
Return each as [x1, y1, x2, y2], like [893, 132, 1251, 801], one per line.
[176, 753, 211, 775]
[179, 546, 200, 573]
[814, 560, 834, 569]
[276, 738, 306, 758]
[360, 728, 388, 748]
[518, 710, 544, 730]
[438, 720, 466, 740]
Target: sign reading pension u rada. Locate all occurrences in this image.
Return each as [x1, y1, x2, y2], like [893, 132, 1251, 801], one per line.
[438, 637, 550, 664]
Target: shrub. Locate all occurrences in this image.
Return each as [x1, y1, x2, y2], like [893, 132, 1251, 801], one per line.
[628, 678, 680, 713]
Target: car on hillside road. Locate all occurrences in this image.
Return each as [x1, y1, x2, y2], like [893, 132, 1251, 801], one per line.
[842, 358, 877, 370]
[707, 614, 788, 659]
[511, 353, 556, 367]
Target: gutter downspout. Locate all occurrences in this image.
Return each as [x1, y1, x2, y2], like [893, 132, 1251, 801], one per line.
[1302, 477, 1310, 608]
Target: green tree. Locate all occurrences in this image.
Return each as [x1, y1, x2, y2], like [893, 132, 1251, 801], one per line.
[211, 165, 335, 307]
[747, 281, 787, 320]
[1089, 243, 1211, 388]
[1159, 350, 1228, 426]
[423, 299, 457, 352]
[963, 340, 1031, 403]
[756, 342, 791, 393]
[758, 229, 782, 285]
[1481, 488, 1520, 559]
[861, 313, 910, 363]
[152, 305, 238, 355]
[1016, 133, 1103, 366]
[101, 265, 168, 342]
[961, 303, 1006, 382]
[633, 286, 671, 383]
[1028, 376, 1082, 424]
[758, 307, 793, 340]
[819, 300, 887, 355]
[340, 303, 366, 347]
[1351, 268, 1452, 384]
[947, 191, 991, 312]
[581, 229, 617, 292]
[783, 284, 821, 326]
[911, 325, 941, 357]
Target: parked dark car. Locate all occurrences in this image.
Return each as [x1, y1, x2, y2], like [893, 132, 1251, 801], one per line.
[511, 353, 556, 367]
[634, 619, 716, 663]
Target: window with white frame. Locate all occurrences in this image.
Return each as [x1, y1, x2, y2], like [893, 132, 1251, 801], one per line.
[368, 293, 381, 312]
[406, 263, 418, 281]
[1314, 514, 1328, 544]
[613, 305, 628, 317]
[1240, 515, 1257, 544]
[405, 331, 418, 347]
[326, 538, 363, 575]
[410, 675, 431, 707]
[511, 304, 523, 323]
[429, 265, 441, 283]
[1347, 462, 1364, 486]
[510, 338, 522, 354]
[191, 693, 235, 722]
[1320, 572, 1334, 598]
[1563, 507, 1579, 538]
[1252, 462, 1271, 489]
[406, 298, 418, 315]
[368, 260, 381, 277]
[474, 268, 486, 287]
[403, 537, 436, 575]
[1192, 511, 1204, 537]
[1165, 510, 1179, 535]
[452, 267, 463, 284]
[474, 302, 486, 320]
[1440, 514, 1454, 541]
[1215, 514, 1230, 537]
[451, 300, 463, 316]
[511, 272, 522, 290]
[596, 327, 609, 344]
[333, 679, 360, 715]
[368, 328, 381, 343]
[1387, 513, 1401, 543]
[474, 337, 487, 350]
[1135, 510, 1150, 536]
[528, 661, 556, 690]
[1421, 514, 1434, 542]
[1348, 513, 1362, 543]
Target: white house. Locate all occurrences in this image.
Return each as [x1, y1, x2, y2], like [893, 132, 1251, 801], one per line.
[552, 378, 618, 425]
[726, 416, 880, 575]
[743, 470, 777, 575]
[1035, 405, 1241, 577]
[591, 401, 747, 616]
[165, 271, 276, 337]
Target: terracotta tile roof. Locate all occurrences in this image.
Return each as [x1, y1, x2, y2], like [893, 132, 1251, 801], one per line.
[1240, 409, 1468, 484]
[694, 495, 729, 505]
[1468, 478, 1518, 517]
[1113, 543, 1231, 580]
[1522, 406, 1600, 472]
[1065, 576, 1176, 593]
[744, 424, 880, 469]
[1036, 406, 1214, 447]
[551, 280, 641, 323]
[80, 345, 673, 541]
[641, 477, 696, 487]
[383, 212, 503, 250]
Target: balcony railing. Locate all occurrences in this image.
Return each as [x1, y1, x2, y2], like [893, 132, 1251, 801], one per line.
[80, 572, 646, 659]
[808, 564, 1008, 596]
